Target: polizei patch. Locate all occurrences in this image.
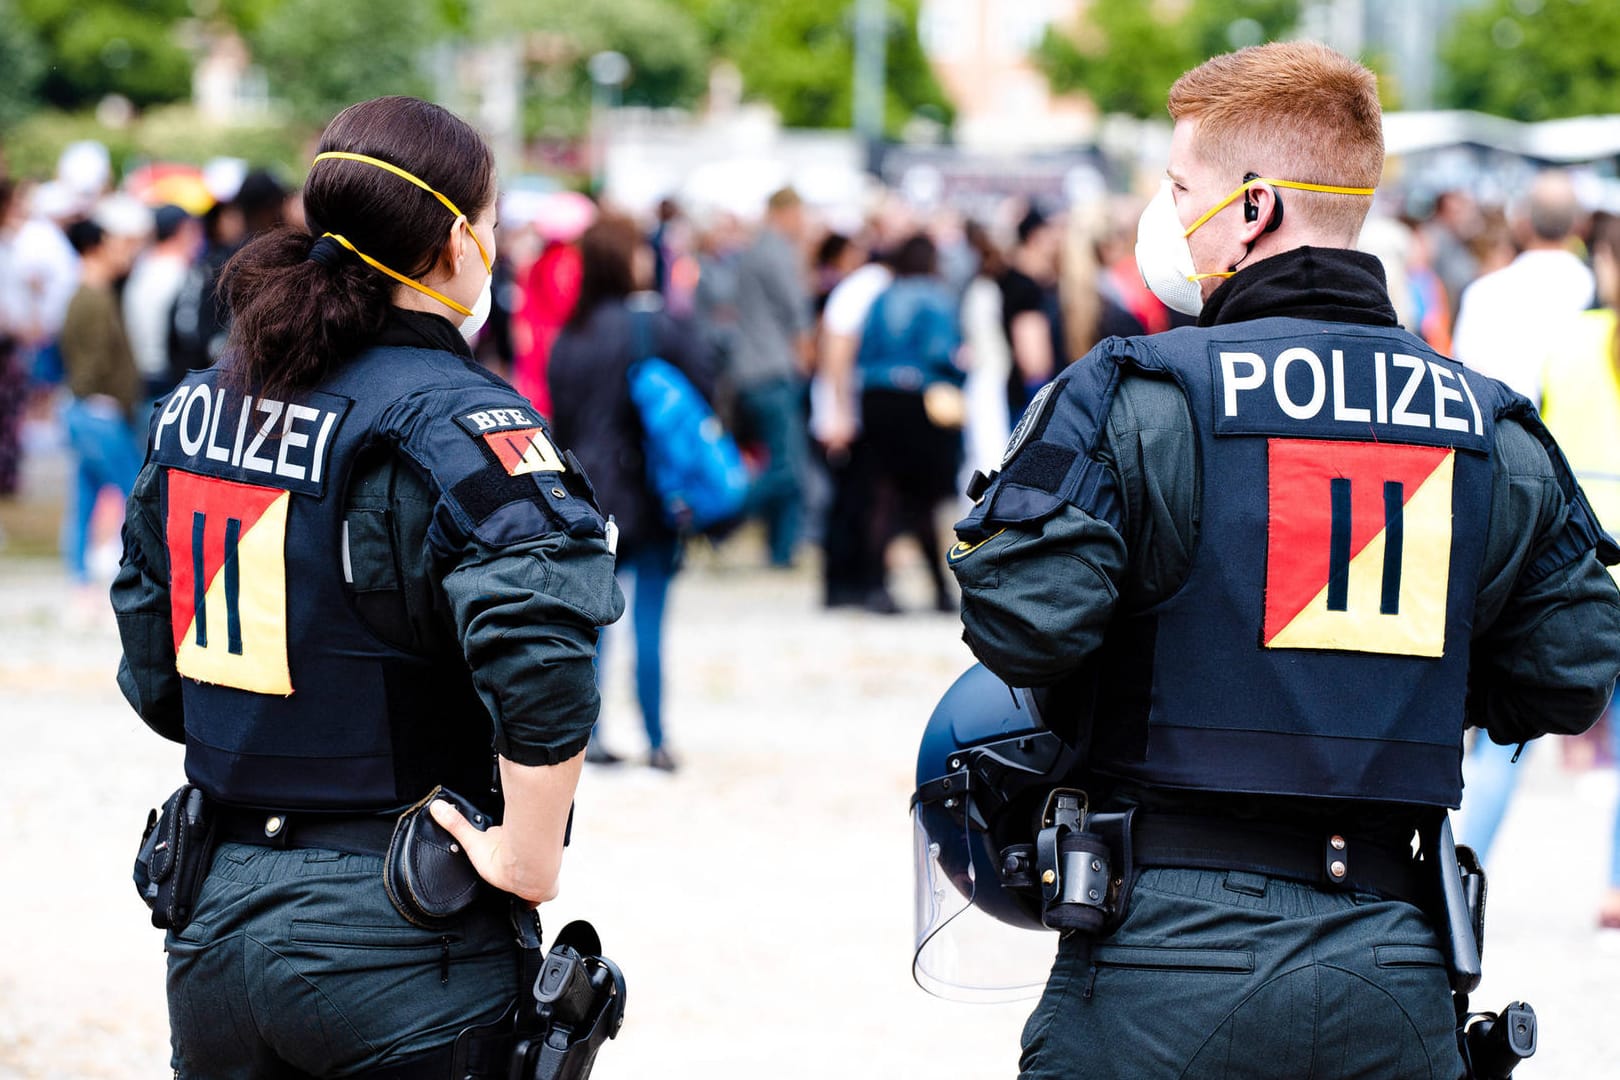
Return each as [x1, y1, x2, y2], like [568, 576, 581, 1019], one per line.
[455, 407, 567, 476]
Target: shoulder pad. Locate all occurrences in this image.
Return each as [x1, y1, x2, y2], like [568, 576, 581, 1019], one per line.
[386, 388, 606, 548]
[956, 342, 1129, 541]
[1504, 401, 1620, 576]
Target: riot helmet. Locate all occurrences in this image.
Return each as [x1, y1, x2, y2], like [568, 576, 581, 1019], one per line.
[910, 664, 1082, 1002]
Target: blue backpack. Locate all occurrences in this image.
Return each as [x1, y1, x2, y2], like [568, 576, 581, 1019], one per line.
[628, 310, 749, 532]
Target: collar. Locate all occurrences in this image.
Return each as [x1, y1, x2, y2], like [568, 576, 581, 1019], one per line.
[1198, 246, 1399, 329]
[374, 306, 473, 359]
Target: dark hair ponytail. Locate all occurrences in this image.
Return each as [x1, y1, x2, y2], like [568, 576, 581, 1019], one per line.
[219, 228, 392, 399]
[219, 95, 495, 398]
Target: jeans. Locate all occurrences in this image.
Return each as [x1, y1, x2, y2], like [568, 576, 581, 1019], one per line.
[1456, 736, 1526, 865]
[598, 536, 679, 751]
[1018, 867, 1464, 1079]
[61, 397, 142, 582]
[166, 843, 518, 1078]
[734, 377, 806, 567]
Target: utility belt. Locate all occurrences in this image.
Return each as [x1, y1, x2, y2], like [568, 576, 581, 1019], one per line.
[1003, 793, 1533, 1078]
[134, 784, 627, 1079]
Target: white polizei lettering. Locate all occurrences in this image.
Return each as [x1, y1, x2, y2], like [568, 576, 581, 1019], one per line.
[153, 387, 189, 452]
[204, 389, 232, 462]
[1331, 350, 1371, 423]
[1220, 351, 1266, 417]
[1391, 354, 1430, 428]
[1273, 347, 1327, 421]
[1429, 362, 1470, 433]
[1374, 352, 1390, 424]
[178, 384, 211, 456]
[275, 403, 320, 481]
[467, 411, 496, 430]
[243, 399, 283, 473]
[1456, 368, 1485, 436]
[230, 396, 252, 467]
[310, 410, 340, 484]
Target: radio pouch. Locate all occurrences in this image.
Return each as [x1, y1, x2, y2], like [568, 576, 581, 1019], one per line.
[385, 785, 491, 928]
[133, 784, 216, 932]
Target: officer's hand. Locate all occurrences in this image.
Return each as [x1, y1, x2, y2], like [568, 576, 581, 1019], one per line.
[430, 799, 555, 906]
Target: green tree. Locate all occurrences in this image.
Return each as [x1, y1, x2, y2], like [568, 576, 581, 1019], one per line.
[16, 0, 193, 110]
[1441, 0, 1620, 121]
[0, 1, 45, 134]
[1034, 0, 1300, 119]
[673, 0, 952, 136]
[246, 0, 449, 125]
[488, 0, 709, 139]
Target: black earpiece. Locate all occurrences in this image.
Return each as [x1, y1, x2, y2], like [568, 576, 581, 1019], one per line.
[1242, 172, 1283, 233]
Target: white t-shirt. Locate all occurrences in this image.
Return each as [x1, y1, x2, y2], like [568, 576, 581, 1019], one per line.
[0, 217, 80, 341]
[812, 263, 894, 440]
[1452, 248, 1595, 405]
[123, 251, 191, 380]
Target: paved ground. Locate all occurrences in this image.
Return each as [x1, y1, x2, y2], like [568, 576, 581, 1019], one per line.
[2, 496, 1618, 1077]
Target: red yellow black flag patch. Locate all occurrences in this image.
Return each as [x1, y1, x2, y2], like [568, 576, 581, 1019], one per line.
[1264, 439, 1454, 657]
[166, 469, 293, 695]
[483, 427, 566, 477]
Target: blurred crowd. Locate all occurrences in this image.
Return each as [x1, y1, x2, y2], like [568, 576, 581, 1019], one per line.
[1, 141, 1616, 886]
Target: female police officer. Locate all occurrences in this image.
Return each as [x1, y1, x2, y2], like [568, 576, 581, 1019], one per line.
[112, 95, 623, 1078]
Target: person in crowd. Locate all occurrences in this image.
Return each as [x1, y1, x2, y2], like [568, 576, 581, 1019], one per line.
[1452, 174, 1598, 863]
[649, 196, 680, 297]
[692, 210, 748, 393]
[122, 205, 199, 403]
[1422, 188, 1481, 322]
[168, 196, 244, 378]
[732, 186, 812, 569]
[58, 218, 142, 593]
[1099, 194, 1173, 337]
[7, 181, 83, 388]
[817, 234, 895, 609]
[1526, 209, 1620, 932]
[1059, 199, 1146, 363]
[959, 221, 1011, 478]
[549, 213, 715, 772]
[1454, 172, 1591, 404]
[852, 233, 963, 614]
[113, 95, 621, 1075]
[948, 42, 1620, 1076]
[513, 196, 593, 417]
[998, 204, 1065, 420]
[0, 180, 31, 498]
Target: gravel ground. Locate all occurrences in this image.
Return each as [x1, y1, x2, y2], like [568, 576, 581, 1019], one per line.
[2, 543, 1617, 1078]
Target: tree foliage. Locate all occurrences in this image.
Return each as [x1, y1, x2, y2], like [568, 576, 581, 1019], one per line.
[16, 0, 194, 110]
[1034, 0, 1300, 119]
[674, 0, 952, 136]
[0, 1, 45, 133]
[1441, 0, 1620, 121]
[245, 0, 447, 125]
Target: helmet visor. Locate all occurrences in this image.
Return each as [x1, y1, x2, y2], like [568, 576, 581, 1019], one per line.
[911, 802, 1058, 1003]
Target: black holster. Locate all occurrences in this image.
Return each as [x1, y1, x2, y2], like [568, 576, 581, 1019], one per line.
[133, 784, 216, 932]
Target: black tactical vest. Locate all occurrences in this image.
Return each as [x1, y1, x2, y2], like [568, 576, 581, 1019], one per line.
[148, 345, 601, 811]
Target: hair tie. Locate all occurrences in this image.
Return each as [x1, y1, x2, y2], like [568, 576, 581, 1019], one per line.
[307, 235, 346, 268]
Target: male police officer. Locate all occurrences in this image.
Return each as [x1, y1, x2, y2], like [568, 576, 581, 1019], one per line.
[949, 43, 1620, 1079]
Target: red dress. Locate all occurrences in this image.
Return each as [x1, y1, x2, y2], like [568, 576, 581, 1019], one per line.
[512, 242, 582, 418]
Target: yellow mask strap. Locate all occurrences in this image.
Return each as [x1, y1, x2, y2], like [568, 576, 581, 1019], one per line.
[312, 151, 492, 274]
[1182, 176, 1376, 238]
[321, 232, 474, 318]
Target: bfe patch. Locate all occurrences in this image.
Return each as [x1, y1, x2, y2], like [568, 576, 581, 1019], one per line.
[455, 407, 566, 476]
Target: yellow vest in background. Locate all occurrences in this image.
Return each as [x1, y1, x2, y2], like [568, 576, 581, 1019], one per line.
[1539, 308, 1620, 581]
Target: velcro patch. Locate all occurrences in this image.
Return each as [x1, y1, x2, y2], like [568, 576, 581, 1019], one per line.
[455, 407, 567, 476]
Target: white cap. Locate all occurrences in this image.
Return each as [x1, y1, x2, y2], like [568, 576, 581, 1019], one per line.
[57, 140, 112, 197]
[203, 157, 249, 204]
[29, 181, 85, 222]
[94, 193, 156, 238]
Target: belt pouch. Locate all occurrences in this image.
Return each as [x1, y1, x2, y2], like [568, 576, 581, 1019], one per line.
[132, 784, 216, 931]
[385, 785, 491, 928]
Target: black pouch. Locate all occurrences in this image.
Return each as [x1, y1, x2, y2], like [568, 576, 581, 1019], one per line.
[133, 785, 215, 932]
[385, 785, 492, 929]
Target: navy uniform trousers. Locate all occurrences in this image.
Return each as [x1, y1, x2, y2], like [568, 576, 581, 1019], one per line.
[1018, 868, 1466, 1080]
[165, 843, 518, 1079]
